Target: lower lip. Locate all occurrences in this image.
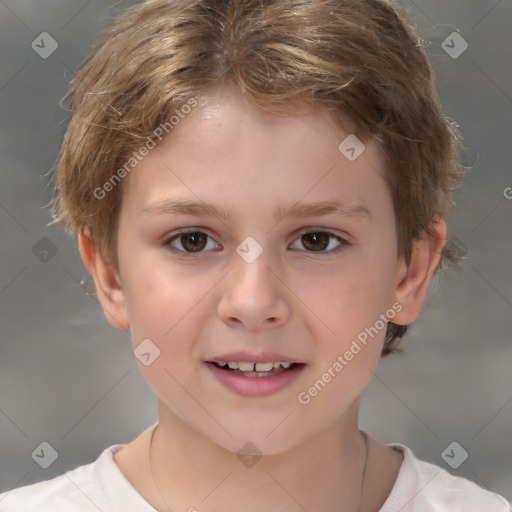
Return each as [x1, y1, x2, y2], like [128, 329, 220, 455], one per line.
[205, 362, 306, 397]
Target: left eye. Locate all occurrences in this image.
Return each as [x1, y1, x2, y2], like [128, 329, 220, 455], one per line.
[289, 231, 347, 254]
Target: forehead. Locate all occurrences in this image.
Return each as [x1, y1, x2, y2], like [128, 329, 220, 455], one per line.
[120, 87, 388, 218]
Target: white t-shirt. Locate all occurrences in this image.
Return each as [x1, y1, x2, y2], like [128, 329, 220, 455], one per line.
[0, 441, 509, 511]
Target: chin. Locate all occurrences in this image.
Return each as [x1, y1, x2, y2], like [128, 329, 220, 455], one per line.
[205, 422, 311, 458]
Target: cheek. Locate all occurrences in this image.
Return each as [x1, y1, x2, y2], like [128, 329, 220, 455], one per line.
[305, 256, 396, 370]
[123, 259, 200, 339]
[298, 275, 391, 417]
[122, 261, 216, 376]
[311, 262, 393, 329]
[126, 274, 204, 405]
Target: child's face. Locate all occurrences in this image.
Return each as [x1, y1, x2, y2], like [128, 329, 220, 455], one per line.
[104, 87, 412, 454]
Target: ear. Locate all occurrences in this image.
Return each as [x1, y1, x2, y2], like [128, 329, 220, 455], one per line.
[78, 229, 130, 330]
[391, 217, 446, 325]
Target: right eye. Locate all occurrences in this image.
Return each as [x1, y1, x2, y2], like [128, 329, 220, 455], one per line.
[163, 230, 221, 254]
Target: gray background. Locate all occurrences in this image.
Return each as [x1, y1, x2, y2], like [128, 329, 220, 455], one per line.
[0, 0, 511, 504]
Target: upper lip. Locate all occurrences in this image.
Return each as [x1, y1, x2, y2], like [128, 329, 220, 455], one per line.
[207, 352, 304, 364]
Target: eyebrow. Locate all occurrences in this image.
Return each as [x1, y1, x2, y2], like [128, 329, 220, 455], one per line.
[141, 199, 371, 223]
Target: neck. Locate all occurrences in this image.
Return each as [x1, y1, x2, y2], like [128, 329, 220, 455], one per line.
[149, 399, 370, 512]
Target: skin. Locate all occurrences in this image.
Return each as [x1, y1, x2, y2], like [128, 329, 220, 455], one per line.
[80, 85, 446, 511]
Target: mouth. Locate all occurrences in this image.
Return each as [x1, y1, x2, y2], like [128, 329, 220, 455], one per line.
[207, 360, 305, 378]
[205, 357, 307, 396]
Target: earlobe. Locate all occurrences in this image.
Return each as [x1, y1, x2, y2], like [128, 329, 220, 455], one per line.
[391, 218, 447, 326]
[78, 230, 130, 330]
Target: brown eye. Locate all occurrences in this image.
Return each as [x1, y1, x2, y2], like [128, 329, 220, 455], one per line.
[290, 230, 348, 255]
[179, 232, 207, 252]
[166, 231, 218, 253]
[301, 232, 330, 251]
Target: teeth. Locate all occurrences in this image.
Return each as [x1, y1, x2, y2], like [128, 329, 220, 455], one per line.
[255, 362, 274, 372]
[217, 361, 295, 371]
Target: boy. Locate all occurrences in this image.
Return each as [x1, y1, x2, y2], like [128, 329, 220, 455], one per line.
[0, 0, 509, 510]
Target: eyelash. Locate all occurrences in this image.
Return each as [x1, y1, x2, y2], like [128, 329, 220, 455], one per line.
[162, 228, 350, 257]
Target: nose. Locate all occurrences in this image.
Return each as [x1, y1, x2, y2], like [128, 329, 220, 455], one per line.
[217, 249, 290, 331]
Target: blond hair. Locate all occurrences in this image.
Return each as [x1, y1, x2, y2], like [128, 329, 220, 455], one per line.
[50, 0, 464, 355]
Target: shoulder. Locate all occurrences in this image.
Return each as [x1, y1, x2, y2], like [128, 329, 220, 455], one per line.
[0, 457, 100, 512]
[0, 444, 154, 512]
[380, 444, 511, 512]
